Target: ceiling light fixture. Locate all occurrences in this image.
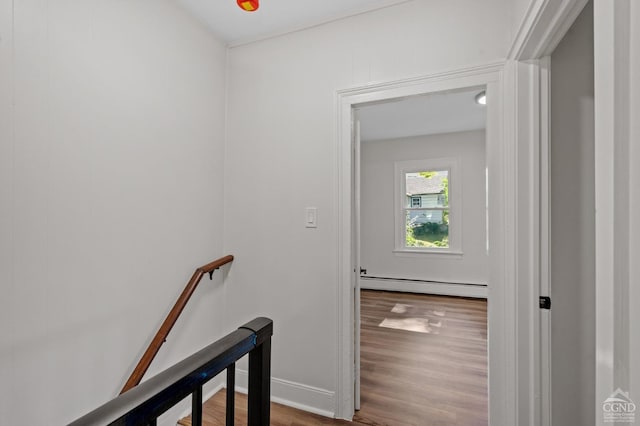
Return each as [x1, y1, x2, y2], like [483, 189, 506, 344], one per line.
[475, 91, 487, 105]
[237, 0, 259, 12]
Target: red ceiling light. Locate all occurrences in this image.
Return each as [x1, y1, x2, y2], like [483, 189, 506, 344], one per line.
[237, 0, 259, 12]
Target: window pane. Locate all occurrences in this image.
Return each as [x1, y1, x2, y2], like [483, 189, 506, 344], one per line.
[405, 210, 449, 248]
[405, 170, 448, 208]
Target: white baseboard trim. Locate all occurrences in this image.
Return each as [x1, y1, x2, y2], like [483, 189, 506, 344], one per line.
[361, 277, 488, 299]
[233, 370, 335, 418]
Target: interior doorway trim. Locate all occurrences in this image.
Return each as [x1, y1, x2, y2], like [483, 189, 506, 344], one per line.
[508, 0, 589, 60]
[334, 61, 515, 422]
[507, 1, 590, 425]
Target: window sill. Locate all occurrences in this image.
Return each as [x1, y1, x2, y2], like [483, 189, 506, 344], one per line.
[393, 249, 464, 259]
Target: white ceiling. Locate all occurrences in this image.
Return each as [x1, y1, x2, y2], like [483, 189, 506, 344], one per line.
[357, 87, 487, 142]
[176, 0, 411, 45]
[174, 1, 486, 141]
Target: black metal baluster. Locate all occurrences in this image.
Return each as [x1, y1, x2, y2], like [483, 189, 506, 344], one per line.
[192, 384, 203, 426]
[148, 419, 157, 426]
[226, 362, 236, 426]
[247, 338, 271, 426]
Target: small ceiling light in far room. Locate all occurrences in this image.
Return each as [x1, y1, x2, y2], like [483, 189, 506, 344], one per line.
[475, 91, 487, 105]
[237, 0, 259, 12]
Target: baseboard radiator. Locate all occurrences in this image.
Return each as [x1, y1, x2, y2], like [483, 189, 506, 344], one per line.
[360, 276, 488, 298]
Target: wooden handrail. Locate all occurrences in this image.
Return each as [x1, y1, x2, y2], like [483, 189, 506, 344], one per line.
[120, 255, 234, 394]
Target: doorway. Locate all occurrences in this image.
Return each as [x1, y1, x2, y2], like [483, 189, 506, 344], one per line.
[335, 64, 518, 423]
[353, 86, 489, 423]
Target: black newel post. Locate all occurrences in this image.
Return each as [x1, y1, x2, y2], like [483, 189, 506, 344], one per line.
[247, 337, 271, 426]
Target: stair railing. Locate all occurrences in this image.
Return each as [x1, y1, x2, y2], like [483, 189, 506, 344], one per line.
[120, 255, 235, 394]
[69, 317, 273, 426]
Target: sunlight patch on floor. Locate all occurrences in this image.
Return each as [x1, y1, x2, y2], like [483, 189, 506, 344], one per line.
[391, 303, 411, 313]
[379, 303, 446, 333]
[379, 317, 442, 333]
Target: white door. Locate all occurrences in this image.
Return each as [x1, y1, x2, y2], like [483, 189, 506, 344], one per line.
[353, 114, 362, 410]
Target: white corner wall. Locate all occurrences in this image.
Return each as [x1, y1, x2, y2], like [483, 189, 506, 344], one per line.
[510, 0, 536, 43]
[550, 2, 595, 425]
[0, 1, 228, 424]
[223, 0, 509, 415]
[594, 0, 640, 422]
[360, 130, 488, 294]
[630, 0, 640, 411]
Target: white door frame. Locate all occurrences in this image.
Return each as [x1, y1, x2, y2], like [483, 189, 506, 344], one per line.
[518, 0, 640, 422]
[592, 0, 639, 422]
[352, 116, 361, 411]
[335, 62, 515, 422]
[508, 1, 589, 425]
[334, 1, 590, 423]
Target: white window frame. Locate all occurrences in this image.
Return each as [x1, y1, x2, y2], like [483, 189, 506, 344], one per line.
[393, 158, 462, 255]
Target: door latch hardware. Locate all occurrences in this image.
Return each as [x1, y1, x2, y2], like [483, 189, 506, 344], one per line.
[539, 296, 551, 310]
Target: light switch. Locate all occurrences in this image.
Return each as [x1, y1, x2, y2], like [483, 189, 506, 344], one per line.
[305, 207, 317, 228]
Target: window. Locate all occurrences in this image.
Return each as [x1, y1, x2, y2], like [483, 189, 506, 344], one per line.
[394, 158, 460, 254]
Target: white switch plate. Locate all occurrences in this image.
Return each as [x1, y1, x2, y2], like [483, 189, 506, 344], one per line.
[305, 207, 317, 228]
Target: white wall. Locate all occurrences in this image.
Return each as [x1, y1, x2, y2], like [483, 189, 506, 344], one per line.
[630, 0, 640, 410]
[360, 130, 488, 290]
[630, 0, 640, 413]
[0, 1, 228, 424]
[594, 0, 640, 421]
[550, 2, 595, 425]
[224, 0, 509, 414]
[510, 0, 535, 44]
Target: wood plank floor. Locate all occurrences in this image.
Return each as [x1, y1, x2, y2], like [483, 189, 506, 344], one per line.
[354, 290, 487, 426]
[179, 290, 487, 426]
[178, 390, 352, 426]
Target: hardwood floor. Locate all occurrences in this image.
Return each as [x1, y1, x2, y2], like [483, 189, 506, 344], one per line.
[354, 290, 487, 426]
[179, 290, 487, 426]
[178, 390, 352, 426]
